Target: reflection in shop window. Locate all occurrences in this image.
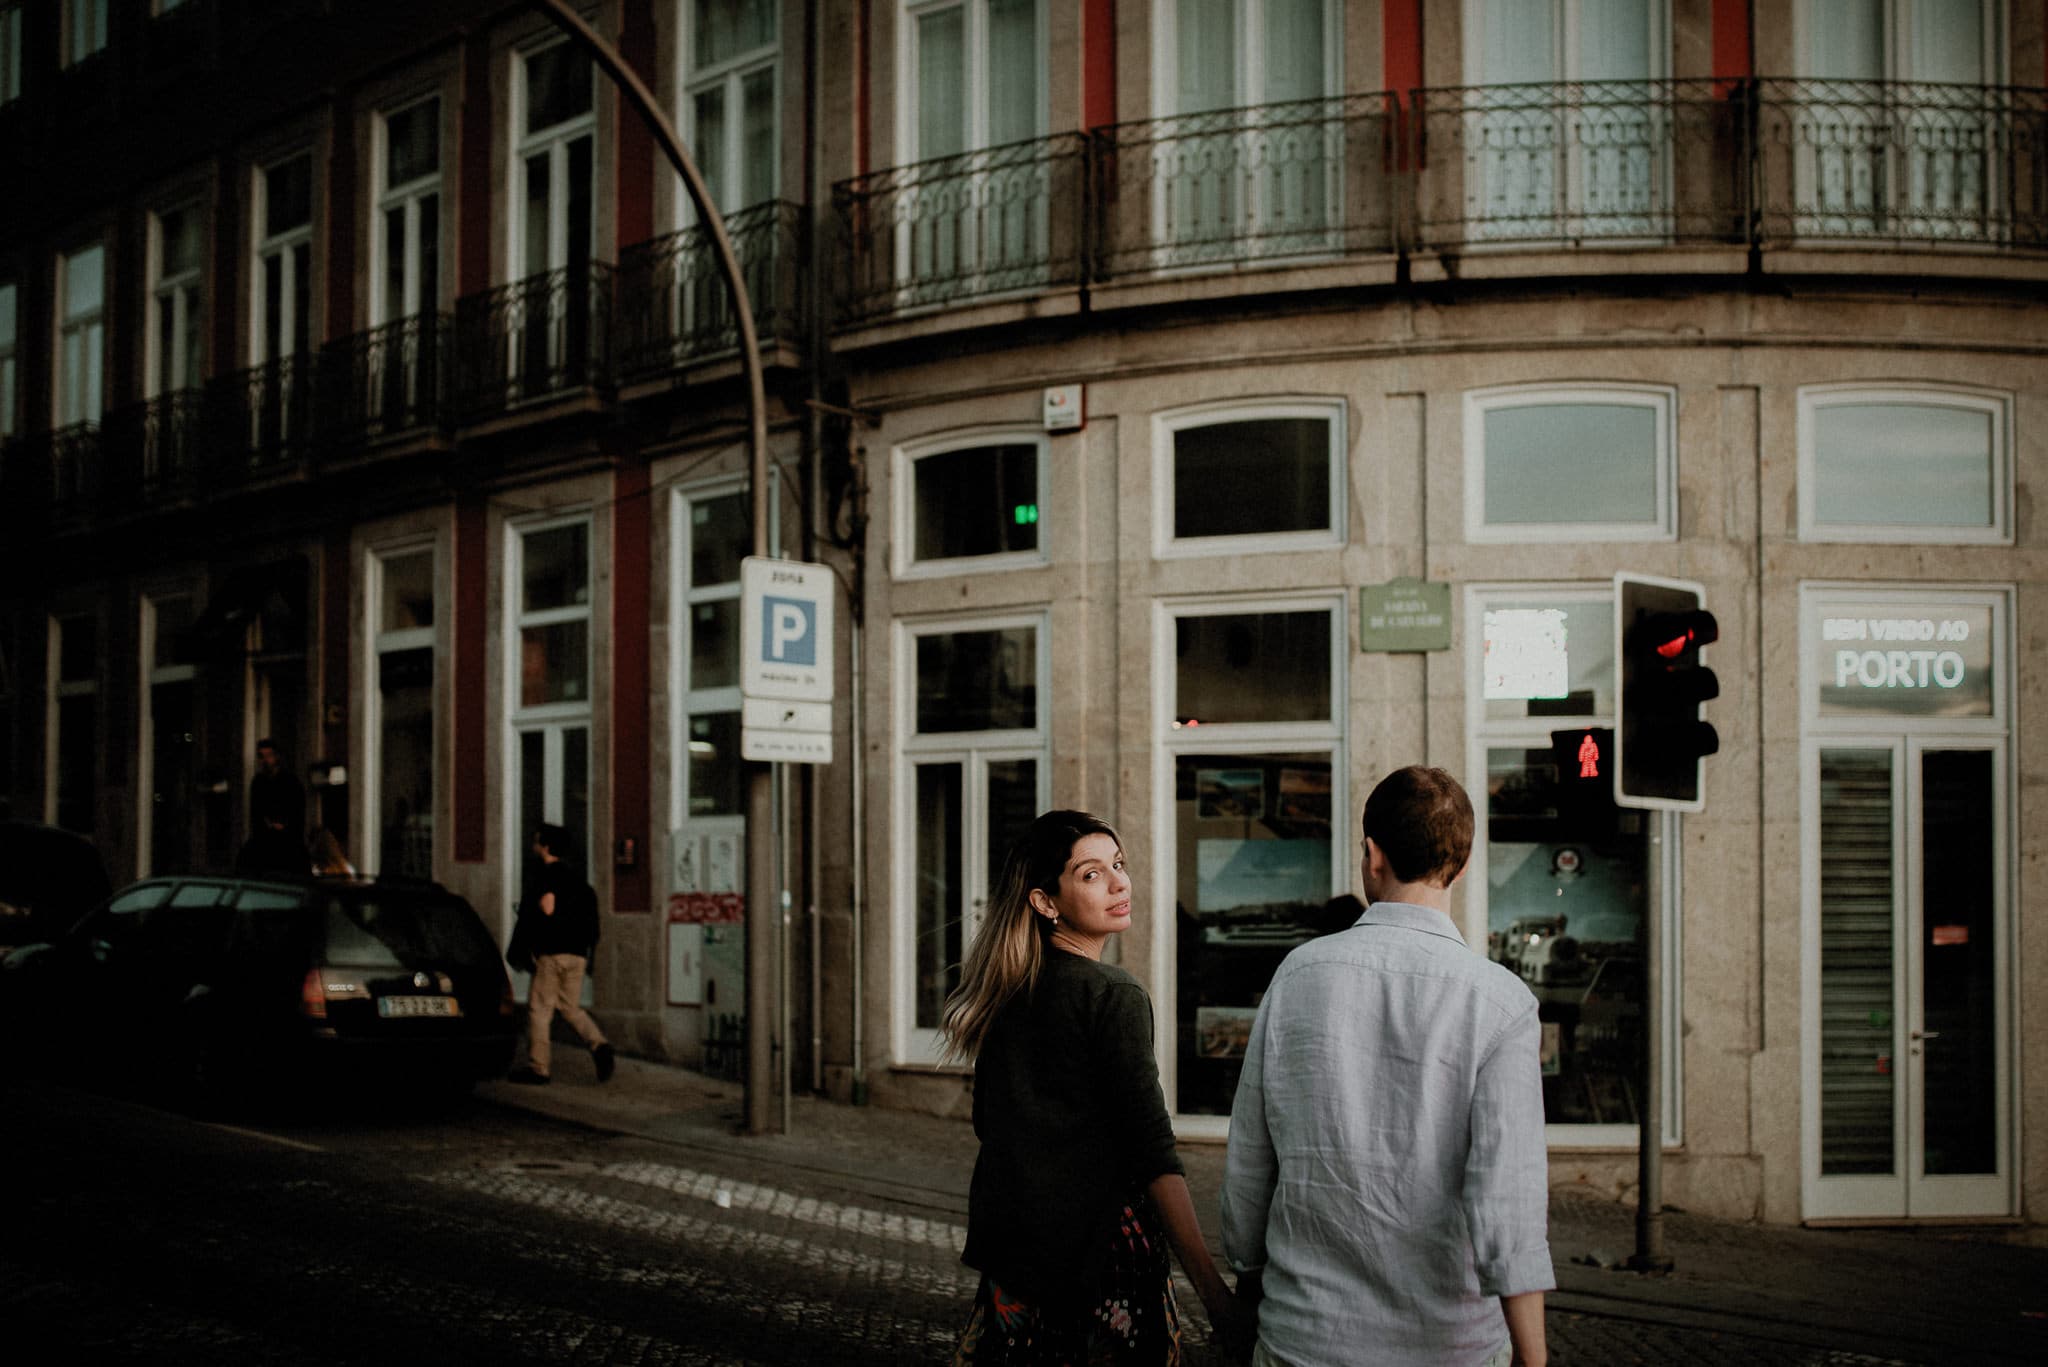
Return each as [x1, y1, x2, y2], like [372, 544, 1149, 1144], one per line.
[688, 711, 743, 816]
[1174, 751, 1335, 1116]
[1165, 409, 1341, 547]
[907, 440, 1042, 566]
[915, 626, 1036, 732]
[1174, 610, 1331, 725]
[1485, 745, 1649, 1127]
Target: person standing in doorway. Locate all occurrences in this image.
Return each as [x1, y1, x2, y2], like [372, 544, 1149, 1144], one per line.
[507, 823, 613, 1086]
[238, 737, 306, 875]
[1221, 766, 1552, 1367]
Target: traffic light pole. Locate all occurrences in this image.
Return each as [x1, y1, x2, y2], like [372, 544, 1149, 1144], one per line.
[1631, 811, 1673, 1273]
[526, 1, 779, 1135]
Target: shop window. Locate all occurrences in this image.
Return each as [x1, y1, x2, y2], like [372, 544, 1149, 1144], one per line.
[1158, 401, 1344, 554]
[1468, 585, 1670, 1145]
[511, 517, 592, 868]
[143, 593, 198, 875]
[50, 614, 98, 835]
[897, 433, 1045, 574]
[897, 612, 1048, 1061]
[1798, 386, 2011, 543]
[1464, 385, 1675, 542]
[676, 487, 748, 817]
[1174, 607, 1332, 726]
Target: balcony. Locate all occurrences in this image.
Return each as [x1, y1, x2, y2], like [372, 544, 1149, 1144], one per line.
[46, 422, 103, 522]
[453, 260, 615, 423]
[102, 388, 208, 510]
[323, 312, 452, 450]
[832, 79, 2048, 330]
[615, 200, 806, 384]
[213, 354, 320, 483]
[833, 133, 1090, 325]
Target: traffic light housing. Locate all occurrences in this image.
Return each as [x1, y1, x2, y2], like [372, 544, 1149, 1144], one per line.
[1615, 572, 1719, 812]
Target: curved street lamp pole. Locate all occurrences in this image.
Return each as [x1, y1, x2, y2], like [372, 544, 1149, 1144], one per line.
[529, 1, 779, 1134]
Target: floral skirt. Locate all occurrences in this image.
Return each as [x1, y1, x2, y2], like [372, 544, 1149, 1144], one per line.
[951, 1197, 1181, 1367]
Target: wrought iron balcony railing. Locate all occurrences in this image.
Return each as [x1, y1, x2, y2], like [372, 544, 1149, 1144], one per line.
[1753, 78, 2048, 248]
[615, 201, 806, 382]
[213, 353, 320, 480]
[1092, 94, 1401, 278]
[454, 260, 615, 421]
[46, 421, 103, 520]
[833, 133, 1090, 324]
[1409, 79, 1748, 249]
[100, 388, 208, 510]
[832, 79, 2048, 326]
[323, 312, 452, 447]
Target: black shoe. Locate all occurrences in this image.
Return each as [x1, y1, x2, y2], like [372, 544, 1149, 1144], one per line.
[593, 1043, 615, 1083]
[507, 1068, 550, 1086]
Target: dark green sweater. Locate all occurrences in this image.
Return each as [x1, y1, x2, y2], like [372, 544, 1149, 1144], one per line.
[961, 950, 1184, 1307]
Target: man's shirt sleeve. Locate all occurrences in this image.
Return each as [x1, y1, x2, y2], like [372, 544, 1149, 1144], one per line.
[1220, 989, 1279, 1273]
[1462, 990, 1556, 1298]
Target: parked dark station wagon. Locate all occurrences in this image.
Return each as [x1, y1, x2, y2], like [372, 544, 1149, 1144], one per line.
[2, 874, 517, 1110]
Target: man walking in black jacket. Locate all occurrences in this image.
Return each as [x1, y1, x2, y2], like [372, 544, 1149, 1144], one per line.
[507, 824, 613, 1085]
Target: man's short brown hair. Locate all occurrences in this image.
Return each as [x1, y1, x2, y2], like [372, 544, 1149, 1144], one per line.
[1361, 765, 1474, 887]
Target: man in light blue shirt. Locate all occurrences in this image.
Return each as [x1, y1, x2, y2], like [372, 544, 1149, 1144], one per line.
[1222, 766, 1552, 1367]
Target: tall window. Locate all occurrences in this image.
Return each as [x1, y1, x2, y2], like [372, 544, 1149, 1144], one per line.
[376, 96, 442, 324]
[150, 204, 204, 396]
[896, 432, 1046, 575]
[1467, 585, 1674, 1145]
[371, 547, 435, 878]
[1798, 385, 2010, 544]
[49, 614, 97, 835]
[1796, 0, 2001, 238]
[57, 244, 105, 427]
[516, 41, 595, 281]
[142, 594, 197, 875]
[676, 487, 748, 821]
[1162, 596, 1343, 1122]
[0, 281, 17, 441]
[1156, 400, 1345, 556]
[255, 153, 314, 364]
[1464, 0, 1668, 240]
[511, 518, 592, 870]
[1464, 384, 1676, 542]
[65, 0, 107, 65]
[897, 611, 1048, 1061]
[2, 5, 24, 104]
[685, 0, 778, 215]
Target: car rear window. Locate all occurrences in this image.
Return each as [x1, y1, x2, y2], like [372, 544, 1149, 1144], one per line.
[319, 894, 499, 971]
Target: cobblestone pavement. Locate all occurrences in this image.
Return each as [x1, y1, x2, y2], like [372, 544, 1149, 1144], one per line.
[3, 1072, 2043, 1365]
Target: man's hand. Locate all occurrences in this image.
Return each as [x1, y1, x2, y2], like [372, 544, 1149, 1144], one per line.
[1502, 1290, 1546, 1367]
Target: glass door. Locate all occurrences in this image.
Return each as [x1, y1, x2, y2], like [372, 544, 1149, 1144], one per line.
[1811, 738, 2008, 1217]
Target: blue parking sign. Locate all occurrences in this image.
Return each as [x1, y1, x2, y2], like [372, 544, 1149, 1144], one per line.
[762, 596, 817, 666]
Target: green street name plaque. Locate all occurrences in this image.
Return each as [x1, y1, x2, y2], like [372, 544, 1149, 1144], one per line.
[1359, 579, 1452, 652]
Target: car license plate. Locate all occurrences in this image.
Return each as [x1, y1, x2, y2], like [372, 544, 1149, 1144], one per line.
[378, 995, 461, 1018]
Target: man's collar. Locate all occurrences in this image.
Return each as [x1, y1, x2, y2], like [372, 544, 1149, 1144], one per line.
[1354, 899, 1469, 945]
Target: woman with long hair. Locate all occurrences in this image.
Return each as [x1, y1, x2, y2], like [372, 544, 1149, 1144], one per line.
[942, 810, 1244, 1365]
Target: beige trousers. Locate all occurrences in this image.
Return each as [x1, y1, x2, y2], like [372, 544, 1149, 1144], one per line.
[527, 952, 606, 1077]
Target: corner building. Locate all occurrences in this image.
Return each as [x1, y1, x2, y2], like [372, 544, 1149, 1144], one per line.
[1, 0, 2042, 1230]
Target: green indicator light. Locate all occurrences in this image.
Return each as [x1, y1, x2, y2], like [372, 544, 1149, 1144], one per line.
[1013, 504, 1039, 526]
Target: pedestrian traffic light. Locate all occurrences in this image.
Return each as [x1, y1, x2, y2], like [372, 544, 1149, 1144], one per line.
[1550, 726, 1618, 838]
[1614, 572, 1718, 812]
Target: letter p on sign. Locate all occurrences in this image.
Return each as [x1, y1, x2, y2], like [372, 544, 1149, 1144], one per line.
[764, 597, 816, 665]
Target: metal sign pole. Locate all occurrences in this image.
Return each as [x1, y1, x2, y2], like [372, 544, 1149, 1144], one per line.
[528, 1, 779, 1134]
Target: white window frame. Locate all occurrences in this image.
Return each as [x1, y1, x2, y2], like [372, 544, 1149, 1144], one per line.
[364, 540, 439, 877]
[64, 0, 107, 66]
[1151, 590, 1347, 1134]
[137, 591, 198, 875]
[1794, 0, 2004, 85]
[1154, 397, 1347, 559]
[1464, 580, 1684, 1150]
[1151, 0, 1345, 117]
[509, 37, 598, 281]
[2, 4, 24, 105]
[1463, 383, 1677, 544]
[892, 607, 1052, 1066]
[55, 243, 105, 427]
[371, 92, 444, 326]
[0, 280, 18, 441]
[147, 202, 204, 397]
[251, 151, 315, 365]
[1796, 582, 2015, 1221]
[893, 428, 1050, 579]
[669, 478, 769, 825]
[1797, 384, 2012, 545]
[897, 0, 1048, 165]
[679, 0, 780, 221]
[46, 612, 97, 831]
